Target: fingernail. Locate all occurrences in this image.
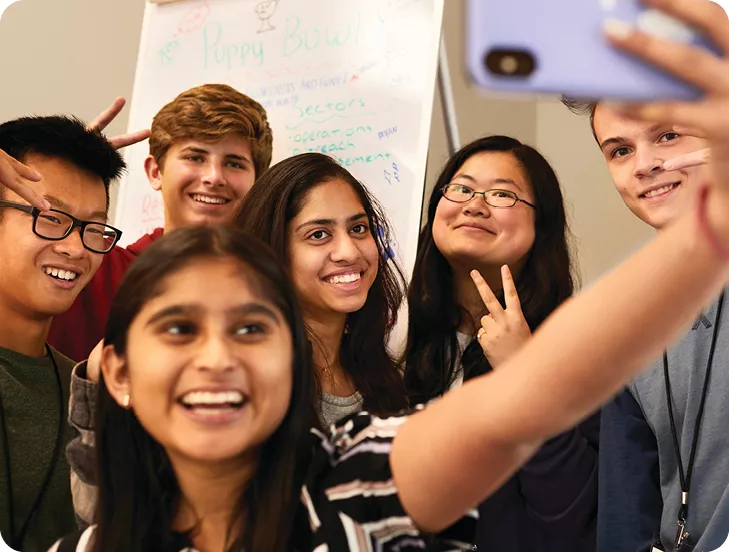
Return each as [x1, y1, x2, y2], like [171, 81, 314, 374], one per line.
[603, 18, 635, 40]
[41, 200, 51, 211]
[663, 160, 675, 170]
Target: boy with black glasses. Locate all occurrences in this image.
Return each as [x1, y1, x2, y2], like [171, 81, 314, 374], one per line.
[0, 115, 124, 552]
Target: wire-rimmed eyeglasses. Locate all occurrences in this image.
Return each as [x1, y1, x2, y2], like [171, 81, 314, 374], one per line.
[441, 183, 536, 209]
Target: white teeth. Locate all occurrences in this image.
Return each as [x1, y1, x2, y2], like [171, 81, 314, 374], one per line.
[327, 273, 361, 284]
[44, 267, 78, 281]
[644, 183, 678, 198]
[191, 194, 229, 205]
[180, 390, 244, 407]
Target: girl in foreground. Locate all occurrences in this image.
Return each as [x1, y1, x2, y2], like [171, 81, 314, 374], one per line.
[54, 1, 729, 549]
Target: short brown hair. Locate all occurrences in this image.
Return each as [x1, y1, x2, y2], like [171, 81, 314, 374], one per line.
[560, 96, 599, 142]
[149, 84, 273, 177]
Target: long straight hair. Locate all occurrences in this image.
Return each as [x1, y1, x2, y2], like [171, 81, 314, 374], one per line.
[403, 136, 577, 404]
[234, 153, 409, 416]
[92, 226, 316, 552]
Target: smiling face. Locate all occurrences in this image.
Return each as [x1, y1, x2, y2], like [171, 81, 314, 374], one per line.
[0, 153, 106, 318]
[286, 180, 379, 323]
[102, 258, 293, 467]
[146, 136, 256, 232]
[593, 103, 710, 230]
[431, 151, 537, 272]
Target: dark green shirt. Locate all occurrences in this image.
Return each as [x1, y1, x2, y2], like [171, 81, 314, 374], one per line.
[0, 345, 76, 552]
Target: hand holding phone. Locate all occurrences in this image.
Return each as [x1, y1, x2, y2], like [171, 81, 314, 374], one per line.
[466, 0, 721, 100]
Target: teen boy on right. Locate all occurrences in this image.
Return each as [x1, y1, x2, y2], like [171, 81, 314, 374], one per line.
[563, 30, 729, 549]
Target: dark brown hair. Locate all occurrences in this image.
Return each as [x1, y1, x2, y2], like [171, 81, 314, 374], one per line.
[234, 152, 409, 417]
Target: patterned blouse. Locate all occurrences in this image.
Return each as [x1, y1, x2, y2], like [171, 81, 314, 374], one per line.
[51, 411, 478, 552]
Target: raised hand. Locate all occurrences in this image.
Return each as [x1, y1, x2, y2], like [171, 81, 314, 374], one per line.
[88, 97, 151, 150]
[471, 265, 532, 369]
[0, 148, 48, 210]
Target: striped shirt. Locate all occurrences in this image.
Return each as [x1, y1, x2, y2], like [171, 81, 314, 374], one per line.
[52, 411, 477, 551]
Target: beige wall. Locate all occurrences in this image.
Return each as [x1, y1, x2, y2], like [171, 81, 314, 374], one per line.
[0, 0, 652, 284]
[0, 0, 145, 220]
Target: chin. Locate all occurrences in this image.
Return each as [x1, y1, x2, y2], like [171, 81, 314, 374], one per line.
[328, 297, 368, 315]
[177, 440, 250, 464]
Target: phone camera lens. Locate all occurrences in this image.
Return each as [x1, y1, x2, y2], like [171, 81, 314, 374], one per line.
[484, 49, 536, 77]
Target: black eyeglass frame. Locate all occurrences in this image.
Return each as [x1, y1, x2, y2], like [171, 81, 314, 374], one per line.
[0, 200, 123, 254]
[441, 184, 537, 209]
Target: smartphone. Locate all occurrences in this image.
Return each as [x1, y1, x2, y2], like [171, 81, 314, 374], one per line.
[466, 0, 719, 100]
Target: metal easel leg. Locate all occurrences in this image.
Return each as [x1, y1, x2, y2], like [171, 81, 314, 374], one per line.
[437, 34, 461, 155]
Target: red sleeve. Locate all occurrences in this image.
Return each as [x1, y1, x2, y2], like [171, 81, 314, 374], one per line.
[47, 246, 137, 362]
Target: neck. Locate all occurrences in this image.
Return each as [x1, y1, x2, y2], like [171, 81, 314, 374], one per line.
[172, 453, 257, 552]
[0, 300, 51, 357]
[452, 262, 508, 335]
[304, 311, 347, 370]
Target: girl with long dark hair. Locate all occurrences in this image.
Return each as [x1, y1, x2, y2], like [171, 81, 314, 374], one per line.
[404, 135, 599, 551]
[233, 153, 408, 424]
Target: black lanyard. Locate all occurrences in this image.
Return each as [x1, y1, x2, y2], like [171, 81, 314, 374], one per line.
[0, 344, 63, 550]
[663, 292, 724, 551]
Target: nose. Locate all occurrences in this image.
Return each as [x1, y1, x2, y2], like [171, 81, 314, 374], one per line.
[202, 161, 226, 188]
[330, 232, 361, 264]
[633, 145, 664, 179]
[195, 333, 236, 373]
[52, 227, 86, 260]
[463, 194, 491, 217]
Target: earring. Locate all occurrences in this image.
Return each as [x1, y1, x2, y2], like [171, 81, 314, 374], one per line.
[122, 394, 131, 409]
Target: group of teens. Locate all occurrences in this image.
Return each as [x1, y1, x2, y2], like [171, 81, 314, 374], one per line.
[1, 1, 729, 551]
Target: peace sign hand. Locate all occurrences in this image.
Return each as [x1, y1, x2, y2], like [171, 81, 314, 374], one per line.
[88, 97, 151, 150]
[471, 265, 532, 369]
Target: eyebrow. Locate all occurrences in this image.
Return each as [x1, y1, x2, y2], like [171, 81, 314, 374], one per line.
[452, 173, 523, 191]
[179, 146, 252, 164]
[44, 195, 107, 221]
[294, 212, 368, 233]
[599, 124, 666, 152]
[145, 302, 282, 327]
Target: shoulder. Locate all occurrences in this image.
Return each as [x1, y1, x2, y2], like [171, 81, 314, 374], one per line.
[48, 526, 97, 552]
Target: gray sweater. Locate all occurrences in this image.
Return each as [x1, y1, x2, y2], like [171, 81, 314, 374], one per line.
[598, 291, 729, 552]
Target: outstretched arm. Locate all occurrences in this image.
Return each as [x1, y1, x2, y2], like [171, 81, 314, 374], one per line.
[391, 0, 729, 534]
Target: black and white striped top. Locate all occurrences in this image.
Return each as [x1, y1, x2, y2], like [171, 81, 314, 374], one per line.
[50, 411, 478, 552]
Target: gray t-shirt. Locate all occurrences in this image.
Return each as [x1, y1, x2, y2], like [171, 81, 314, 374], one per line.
[447, 332, 474, 391]
[320, 391, 364, 427]
[627, 291, 729, 551]
[0, 345, 76, 552]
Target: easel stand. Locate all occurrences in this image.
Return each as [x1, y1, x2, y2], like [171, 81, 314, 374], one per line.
[438, 35, 461, 155]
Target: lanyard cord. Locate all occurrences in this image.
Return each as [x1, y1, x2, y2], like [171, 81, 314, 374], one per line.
[663, 292, 724, 527]
[0, 344, 63, 549]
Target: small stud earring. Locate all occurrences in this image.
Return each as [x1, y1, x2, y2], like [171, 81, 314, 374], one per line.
[122, 394, 131, 408]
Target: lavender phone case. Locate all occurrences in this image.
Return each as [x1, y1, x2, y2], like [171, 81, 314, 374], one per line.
[466, 0, 716, 100]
